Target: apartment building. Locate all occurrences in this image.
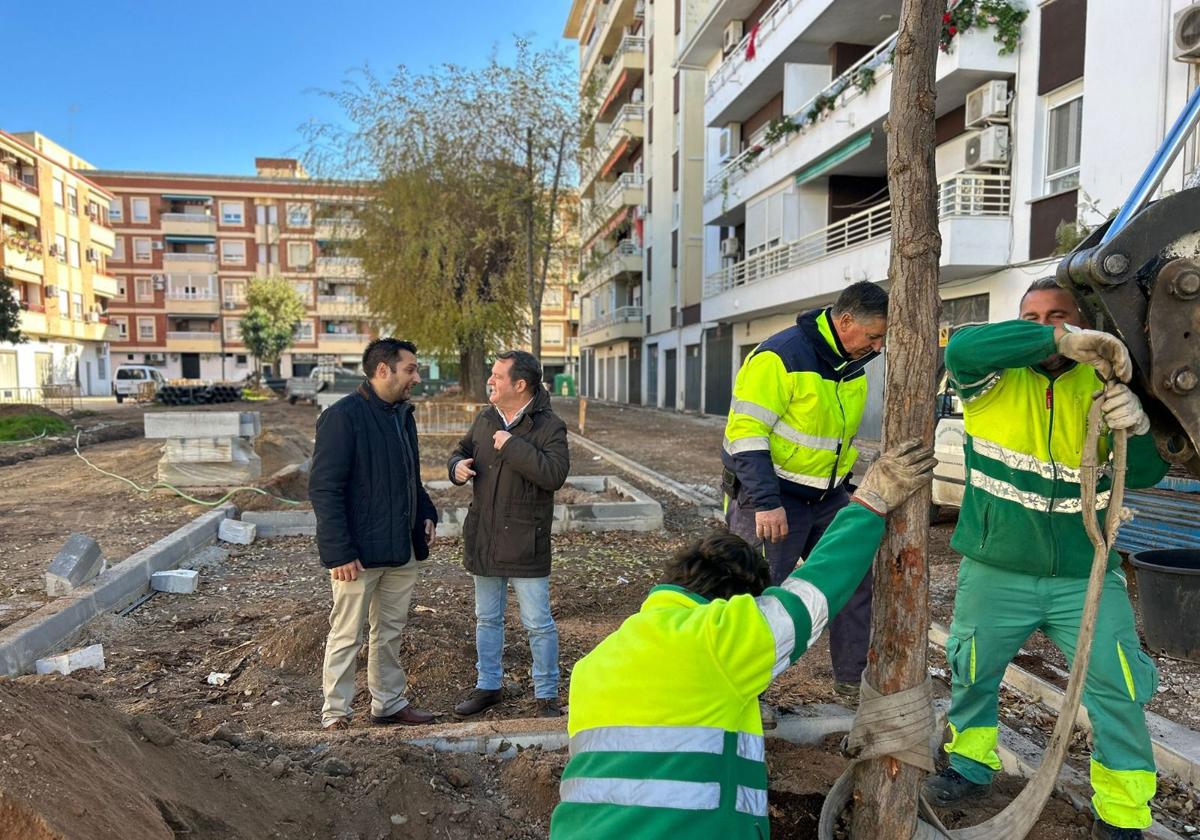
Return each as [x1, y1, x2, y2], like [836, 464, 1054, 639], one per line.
[0, 131, 119, 397]
[91, 158, 369, 381]
[675, 0, 1198, 426]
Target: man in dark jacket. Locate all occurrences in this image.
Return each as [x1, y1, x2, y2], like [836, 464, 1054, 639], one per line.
[309, 338, 438, 730]
[448, 350, 570, 718]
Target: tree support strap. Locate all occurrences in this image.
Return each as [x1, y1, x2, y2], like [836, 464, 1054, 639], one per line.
[819, 400, 1129, 839]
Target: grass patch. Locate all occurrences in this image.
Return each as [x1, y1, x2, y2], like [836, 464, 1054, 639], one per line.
[0, 414, 73, 441]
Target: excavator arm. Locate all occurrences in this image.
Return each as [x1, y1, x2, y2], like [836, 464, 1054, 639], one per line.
[1057, 85, 1200, 477]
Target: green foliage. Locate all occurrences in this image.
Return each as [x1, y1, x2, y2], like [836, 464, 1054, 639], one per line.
[853, 66, 876, 94]
[240, 276, 305, 374]
[763, 117, 801, 147]
[0, 276, 24, 345]
[0, 413, 71, 441]
[941, 0, 1029, 56]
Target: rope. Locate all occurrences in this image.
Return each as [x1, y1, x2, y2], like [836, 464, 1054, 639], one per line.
[71, 430, 303, 508]
[0, 429, 49, 444]
[818, 401, 1129, 839]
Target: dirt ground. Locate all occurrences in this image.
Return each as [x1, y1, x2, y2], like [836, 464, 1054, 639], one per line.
[0, 393, 1196, 838]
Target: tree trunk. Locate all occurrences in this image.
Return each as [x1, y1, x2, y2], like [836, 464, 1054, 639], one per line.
[459, 340, 489, 402]
[849, 1, 943, 838]
[525, 127, 541, 360]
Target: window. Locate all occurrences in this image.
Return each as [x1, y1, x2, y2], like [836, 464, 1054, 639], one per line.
[52, 178, 64, 206]
[293, 320, 315, 341]
[113, 237, 125, 261]
[116, 277, 128, 299]
[223, 318, 242, 341]
[235, 354, 248, 366]
[219, 201, 244, 225]
[221, 239, 246, 264]
[132, 237, 152, 262]
[58, 287, 69, 315]
[68, 239, 81, 268]
[287, 241, 313, 269]
[109, 198, 123, 222]
[66, 186, 78, 215]
[287, 203, 312, 227]
[54, 234, 67, 262]
[137, 316, 156, 341]
[542, 288, 564, 308]
[71, 293, 83, 320]
[1045, 93, 1082, 195]
[290, 280, 313, 300]
[745, 189, 786, 256]
[223, 279, 246, 303]
[135, 277, 155, 302]
[256, 205, 266, 225]
[0, 351, 17, 388]
[131, 197, 150, 223]
[543, 323, 564, 344]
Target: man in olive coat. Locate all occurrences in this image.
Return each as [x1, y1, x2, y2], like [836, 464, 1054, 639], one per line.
[448, 350, 570, 718]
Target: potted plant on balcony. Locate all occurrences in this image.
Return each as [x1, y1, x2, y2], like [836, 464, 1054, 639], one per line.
[940, 0, 1028, 55]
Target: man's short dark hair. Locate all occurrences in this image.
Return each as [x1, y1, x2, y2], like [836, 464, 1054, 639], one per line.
[1020, 276, 1065, 306]
[832, 281, 889, 321]
[496, 349, 542, 393]
[362, 338, 418, 378]
[662, 533, 771, 601]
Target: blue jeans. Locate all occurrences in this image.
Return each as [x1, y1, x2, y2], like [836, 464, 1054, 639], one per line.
[473, 575, 560, 699]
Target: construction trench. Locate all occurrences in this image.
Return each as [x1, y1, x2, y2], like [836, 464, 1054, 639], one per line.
[0, 399, 1198, 839]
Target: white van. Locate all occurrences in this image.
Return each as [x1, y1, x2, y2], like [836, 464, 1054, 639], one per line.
[112, 365, 166, 403]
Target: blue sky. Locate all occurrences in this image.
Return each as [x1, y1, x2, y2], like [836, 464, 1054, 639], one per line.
[3, 0, 573, 175]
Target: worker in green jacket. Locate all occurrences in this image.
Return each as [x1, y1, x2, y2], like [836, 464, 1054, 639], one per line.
[924, 278, 1169, 840]
[549, 439, 936, 839]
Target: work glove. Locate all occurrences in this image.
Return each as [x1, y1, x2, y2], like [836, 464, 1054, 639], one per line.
[852, 439, 937, 516]
[1099, 383, 1151, 436]
[1056, 326, 1133, 383]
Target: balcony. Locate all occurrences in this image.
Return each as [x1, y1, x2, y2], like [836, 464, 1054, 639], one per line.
[316, 256, 364, 278]
[165, 277, 220, 315]
[163, 252, 217, 270]
[580, 305, 643, 346]
[0, 178, 41, 219]
[703, 28, 1017, 223]
[161, 212, 217, 237]
[91, 273, 119, 298]
[581, 239, 642, 296]
[593, 36, 645, 124]
[166, 331, 222, 352]
[316, 294, 371, 318]
[88, 223, 115, 252]
[317, 333, 371, 353]
[702, 173, 1012, 322]
[580, 0, 646, 86]
[2, 242, 45, 282]
[584, 105, 645, 196]
[601, 172, 644, 211]
[315, 218, 364, 240]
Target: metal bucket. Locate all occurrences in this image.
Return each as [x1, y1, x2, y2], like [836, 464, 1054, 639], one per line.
[1128, 549, 1200, 663]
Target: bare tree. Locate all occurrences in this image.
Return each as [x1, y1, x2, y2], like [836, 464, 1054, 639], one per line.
[850, 0, 944, 836]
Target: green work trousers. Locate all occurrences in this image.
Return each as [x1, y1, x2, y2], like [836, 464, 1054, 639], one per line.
[943, 557, 1159, 829]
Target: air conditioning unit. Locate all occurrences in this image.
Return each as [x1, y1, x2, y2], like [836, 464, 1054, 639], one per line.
[631, 87, 644, 104]
[1175, 3, 1200, 61]
[205, 243, 216, 253]
[965, 125, 1009, 169]
[723, 20, 744, 54]
[151, 241, 164, 250]
[965, 80, 1009, 129]
[153, 276, 166, 291]
[222, 301, 237, 310]
[718, 122, 742, 162]
[45, 285, 58, 297]
[720, 236, 741, 258]
[85, 247, 98, 262]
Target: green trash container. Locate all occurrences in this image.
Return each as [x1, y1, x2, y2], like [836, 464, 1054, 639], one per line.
[553, 374, 576, 397]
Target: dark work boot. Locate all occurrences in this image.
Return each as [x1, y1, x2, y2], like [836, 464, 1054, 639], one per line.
[922, 767, 990, 806]
[454, 688, 502, 718]
[1091, 821, 1143, 840]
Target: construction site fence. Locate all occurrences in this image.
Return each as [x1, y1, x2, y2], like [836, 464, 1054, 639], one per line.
[412, 401, 489, 434]
[0, 385, 81, 412]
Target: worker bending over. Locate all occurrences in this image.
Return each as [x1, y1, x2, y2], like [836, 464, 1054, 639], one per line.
[549, 440, 936, 838]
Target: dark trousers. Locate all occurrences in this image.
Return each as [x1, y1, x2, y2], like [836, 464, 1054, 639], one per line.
[726, 487, 872, 684]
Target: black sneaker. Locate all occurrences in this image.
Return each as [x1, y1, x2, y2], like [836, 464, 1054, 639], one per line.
[454, 688, 502, 718]
[922, 766, 990, 806]
[1091, 821, 1142, 840]
[535, 698, 562, 718]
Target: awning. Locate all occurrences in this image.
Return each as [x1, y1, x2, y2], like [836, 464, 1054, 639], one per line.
[599, 71, 629, 116]
[161, 194, 213, 202]
[599, 138, 631, 180]
[584, 206, 631, 250]
[1, 205, 39, 227]
[164, 235, 216, 244]
[794, 131, 874, 186]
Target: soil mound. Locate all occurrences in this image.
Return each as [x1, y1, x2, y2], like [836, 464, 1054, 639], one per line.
[254, 611, 328, 674]
[0, 404, 60, 420]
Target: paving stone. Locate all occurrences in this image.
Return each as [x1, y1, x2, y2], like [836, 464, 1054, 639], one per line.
[218, 519, 257, 545]
[35, 643, 105, 675]
[150, 569, 199, 594]
[45, 533, 104, 597]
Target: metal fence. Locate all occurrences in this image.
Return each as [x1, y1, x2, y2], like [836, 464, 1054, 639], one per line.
[412, 401, 489, 434]
[0, 384, 81, 411]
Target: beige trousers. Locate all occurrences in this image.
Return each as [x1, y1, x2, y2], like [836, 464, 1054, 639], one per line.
[321, 563, 418, 725]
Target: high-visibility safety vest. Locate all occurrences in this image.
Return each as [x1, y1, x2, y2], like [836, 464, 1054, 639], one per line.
[721, 308, 875, 510]
[550, 503, 887, 839]
[945, 320, 1168, 578]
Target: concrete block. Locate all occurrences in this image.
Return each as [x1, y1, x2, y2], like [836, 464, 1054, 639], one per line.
[157, 451, 262, 487]
[218, 518, 257, 545]
[144, 411, 261, 440]
[150, 569, 199, 594]
[45, 533, 104, 597]
[241, 510, 317, 537]
[35, 643, 105, 675]
[163, 437, 253, 464]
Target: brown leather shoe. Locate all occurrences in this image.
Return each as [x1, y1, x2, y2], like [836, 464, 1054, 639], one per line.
[535, 699, 562, 718]
[370, 705, 434, 726]
[454, 688, 502, 718]
[323, 718, 351, 731]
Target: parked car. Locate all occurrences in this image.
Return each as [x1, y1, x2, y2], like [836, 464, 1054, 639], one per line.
[112, 365, 167, 403]
[285, 366, 361, 404]
[932, 374, 966, 516]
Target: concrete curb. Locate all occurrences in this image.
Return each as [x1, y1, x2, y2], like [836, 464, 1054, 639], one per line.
[0, 506, 235, 676]
[568, 431, 721, 509]
[930, 622, 1200, 789]
[241, 510, 316, 537]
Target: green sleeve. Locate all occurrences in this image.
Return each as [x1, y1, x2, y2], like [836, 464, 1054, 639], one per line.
[1124, 432, 1171, 490]
[787, 501, 886, 620]
[944, 321, 1058, 401]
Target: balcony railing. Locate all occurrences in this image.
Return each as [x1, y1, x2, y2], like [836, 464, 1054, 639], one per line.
[597, 34, 645, 103]
[601, 172, 645, 206]
[165, 288, 218, 300]
[707, 0, 801, 101]
[317, 294, 364, 304]
[582, 238, 643, 295]
[581, 305, 642, 334]
[163, 252, 217, 262]
[161, 212, 213, 222]
[597, 103, 644, 151]
[705, 32, 899, 200]
[704, 174, 1011, 298]
[167, 331, 219, 340]
[321, 332, 370, 342]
